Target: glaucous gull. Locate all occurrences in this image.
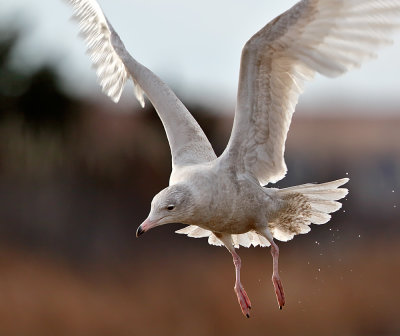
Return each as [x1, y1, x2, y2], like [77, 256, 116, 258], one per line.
[65, 0, 400, 317]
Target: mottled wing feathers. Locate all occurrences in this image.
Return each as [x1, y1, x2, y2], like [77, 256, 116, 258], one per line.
[222, 0, 400, 185]
[65, 0, 216, 167]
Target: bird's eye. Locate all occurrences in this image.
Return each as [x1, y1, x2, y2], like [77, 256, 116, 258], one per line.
[167, 205, 175, 211]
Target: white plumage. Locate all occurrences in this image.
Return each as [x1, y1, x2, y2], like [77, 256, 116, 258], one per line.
[64, 0, 400, 317]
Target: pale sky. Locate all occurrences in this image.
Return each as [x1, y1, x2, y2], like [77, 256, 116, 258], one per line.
[1, 0, 400, 114]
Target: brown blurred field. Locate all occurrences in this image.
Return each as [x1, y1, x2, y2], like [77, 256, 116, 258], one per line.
[1, 239, 399, 336]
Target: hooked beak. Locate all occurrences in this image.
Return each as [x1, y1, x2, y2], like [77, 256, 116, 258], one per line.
[136, 217, 158, 238]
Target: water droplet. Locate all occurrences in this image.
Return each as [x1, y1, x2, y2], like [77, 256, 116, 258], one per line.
[343, 210, 346, 213]
[358, 234, 361, 238]
[392, 190, 395, 193]
[345, 172, 349, 175]
[318, 268, 321, 272]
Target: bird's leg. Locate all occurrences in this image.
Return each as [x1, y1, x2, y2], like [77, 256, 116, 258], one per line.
[259, 228, 286, 309]
[270, 241, 285, 309]
[217, 233, 252, 318]
[232, 248, 252, 317]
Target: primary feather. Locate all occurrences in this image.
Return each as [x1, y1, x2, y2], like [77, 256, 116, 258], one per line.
[67, 0, 143, 104]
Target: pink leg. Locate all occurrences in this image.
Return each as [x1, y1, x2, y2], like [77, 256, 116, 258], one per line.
[218, 234, 251, 318]
[270, 241, 285, 309]
[231, 249, 252, 318]
[258, 228, 285, 309]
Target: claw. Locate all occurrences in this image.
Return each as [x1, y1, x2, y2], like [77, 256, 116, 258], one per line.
[235, 284, 252, 318]
[272, 275, 285, 309]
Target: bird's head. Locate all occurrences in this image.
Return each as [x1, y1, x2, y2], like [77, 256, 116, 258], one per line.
[136, 183, 195, 237]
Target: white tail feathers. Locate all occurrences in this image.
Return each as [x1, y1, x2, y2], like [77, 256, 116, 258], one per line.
[176, 178, 349, 248]
[271, 178, 349, 241]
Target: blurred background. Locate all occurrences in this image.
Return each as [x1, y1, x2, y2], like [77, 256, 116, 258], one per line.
[0, 1, 399, 335]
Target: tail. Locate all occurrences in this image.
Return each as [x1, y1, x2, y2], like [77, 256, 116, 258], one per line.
[270, 178, 349, 242]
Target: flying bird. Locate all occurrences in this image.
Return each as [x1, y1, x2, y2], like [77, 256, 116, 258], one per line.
[65, 0, 400, 317]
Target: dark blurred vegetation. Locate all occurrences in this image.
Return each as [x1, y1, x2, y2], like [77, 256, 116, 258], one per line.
[0, 26, 399, 335]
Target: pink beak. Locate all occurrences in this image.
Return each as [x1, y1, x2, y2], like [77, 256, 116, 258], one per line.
[136, 217, 158, 237]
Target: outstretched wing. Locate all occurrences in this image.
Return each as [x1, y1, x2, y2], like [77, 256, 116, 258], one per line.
[221, 0, 400, 185]
[65, 0, 216, 167]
